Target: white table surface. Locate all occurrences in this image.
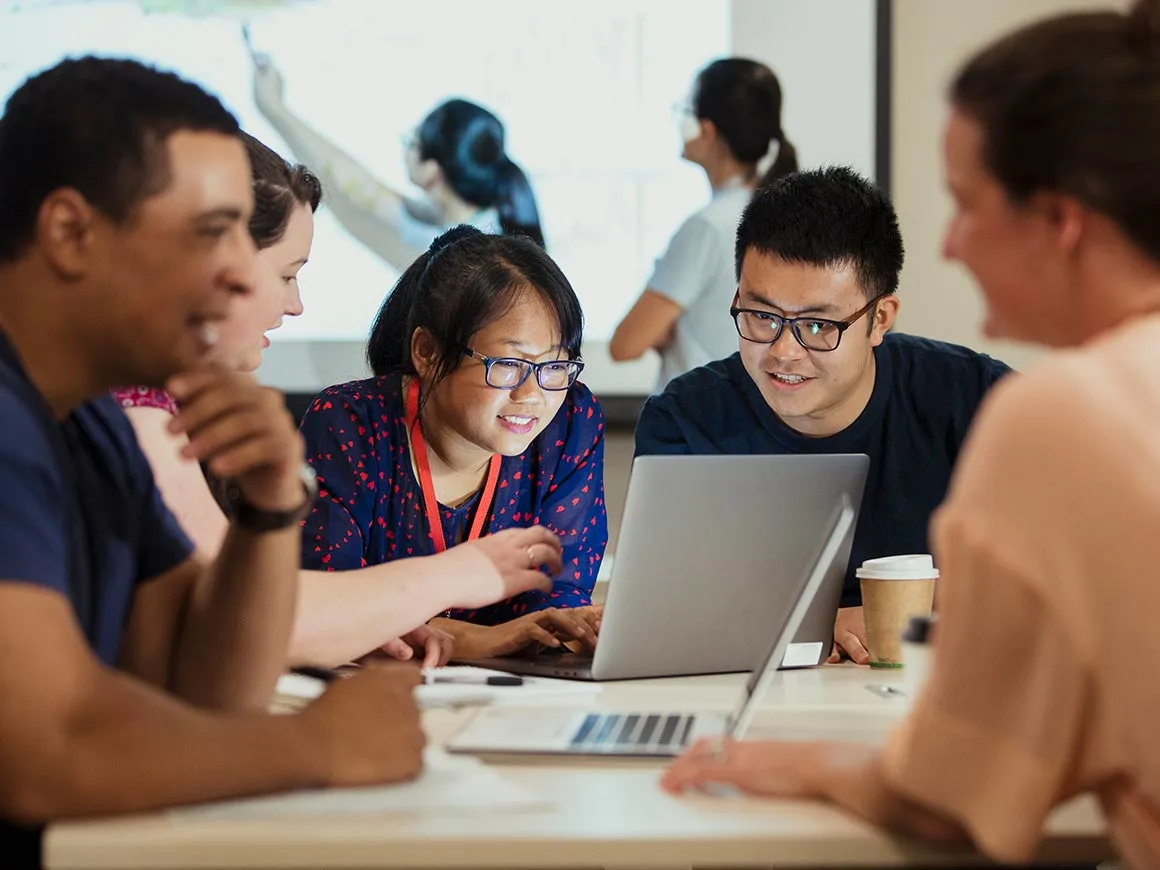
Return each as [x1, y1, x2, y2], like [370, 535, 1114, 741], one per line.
[45, 665, 1112, 869]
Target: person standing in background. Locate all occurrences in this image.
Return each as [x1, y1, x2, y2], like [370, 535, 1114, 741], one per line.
[250, 55, 544, 271]
[610, 58, 798, 390]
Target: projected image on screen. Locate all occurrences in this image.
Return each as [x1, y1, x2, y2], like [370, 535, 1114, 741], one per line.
[0, 0, 728, 346]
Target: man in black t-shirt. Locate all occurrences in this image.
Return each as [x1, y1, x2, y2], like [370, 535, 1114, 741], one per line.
[635, 167, 1010, 663]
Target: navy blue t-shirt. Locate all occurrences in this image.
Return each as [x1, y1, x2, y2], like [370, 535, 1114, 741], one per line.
[634, 333, 1011, 607]
[0, 332, 193, 867]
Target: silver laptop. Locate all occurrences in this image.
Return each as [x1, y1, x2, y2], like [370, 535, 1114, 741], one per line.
[460, 454, 867, 681]
[447, 499, 856, 759]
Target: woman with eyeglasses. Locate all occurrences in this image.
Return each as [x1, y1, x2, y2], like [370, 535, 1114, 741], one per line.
[299, 226, 607, 660]
[118, 136, 568, 672]
[610, 58, 798, 390]
[252, 56, 544, 273]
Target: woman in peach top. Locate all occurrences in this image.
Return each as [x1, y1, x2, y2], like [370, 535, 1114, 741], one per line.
[664, 1, 1160, 867]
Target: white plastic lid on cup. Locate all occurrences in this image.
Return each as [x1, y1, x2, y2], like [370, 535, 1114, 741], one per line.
[855, 554, 940, 580]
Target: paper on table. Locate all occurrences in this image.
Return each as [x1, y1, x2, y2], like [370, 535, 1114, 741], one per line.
[780, 642, 824, 668]
[170, 748, 546, 819]
[275, 672, 325, 703]
[275, 666, 601, 712]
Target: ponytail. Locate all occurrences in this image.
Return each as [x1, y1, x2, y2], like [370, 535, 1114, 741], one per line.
[692, 58, 796, 187]
[494, 157, 545, 247]
[757, 135, 799, 188]
[417, 99, 546, 247]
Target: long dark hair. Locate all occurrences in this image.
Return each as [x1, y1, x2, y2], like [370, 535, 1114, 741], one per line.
[416, 99, 545, 248]
[692, 58, 798, 188]
[951, 0, 1160, 264]
[367, 226, 583, 397]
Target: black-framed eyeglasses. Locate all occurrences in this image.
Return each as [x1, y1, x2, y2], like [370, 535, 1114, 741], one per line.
[463, 348, 584, 391]
[729, 293, 889, 352]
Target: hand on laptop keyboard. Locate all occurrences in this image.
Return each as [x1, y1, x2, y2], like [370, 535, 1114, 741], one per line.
[442, 607, 600, 659]
[532, 639, 585, 658]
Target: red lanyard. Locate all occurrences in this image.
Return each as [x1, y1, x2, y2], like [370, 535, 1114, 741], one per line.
[405, 379, 502, 553]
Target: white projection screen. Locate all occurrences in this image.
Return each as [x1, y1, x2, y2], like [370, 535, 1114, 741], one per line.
[0, 0, 884, 405]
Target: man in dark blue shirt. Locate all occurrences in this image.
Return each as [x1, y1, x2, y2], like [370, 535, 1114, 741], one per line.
[0, 58, 426, 867]
[635, 167, 1010, 664]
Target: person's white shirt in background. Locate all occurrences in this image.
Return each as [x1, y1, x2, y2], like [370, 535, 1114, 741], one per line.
[646, 183, 751, 391]
[269, 107, 502, 267]
[397, 198, 501, 252]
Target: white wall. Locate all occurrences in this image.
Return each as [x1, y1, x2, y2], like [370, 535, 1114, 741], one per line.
[731, 0, 877, 181]
[889, 0, 1126, 371]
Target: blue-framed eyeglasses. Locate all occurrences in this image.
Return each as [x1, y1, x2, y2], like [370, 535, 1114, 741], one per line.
[463, 348, 584, 391]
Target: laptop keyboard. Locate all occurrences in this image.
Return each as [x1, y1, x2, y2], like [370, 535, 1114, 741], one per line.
[570, 712, 694, 753]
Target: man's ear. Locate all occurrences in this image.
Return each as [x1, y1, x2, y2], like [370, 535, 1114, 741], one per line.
[869, 293, 900, 345]
[410, 327, 441, 381]
[37, 188, 100, 279]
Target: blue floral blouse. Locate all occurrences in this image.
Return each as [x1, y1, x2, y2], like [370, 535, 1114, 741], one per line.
[298, 372, 608, 624]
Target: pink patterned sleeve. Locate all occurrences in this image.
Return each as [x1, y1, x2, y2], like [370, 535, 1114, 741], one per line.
[111, 386, 179, 416]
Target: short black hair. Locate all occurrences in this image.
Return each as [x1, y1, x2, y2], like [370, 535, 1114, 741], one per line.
[735, 166, 904, 298]
[367, 226, 583, 390]
[0, 56, 240, 262]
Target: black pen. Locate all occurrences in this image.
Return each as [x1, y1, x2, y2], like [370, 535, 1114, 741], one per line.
[425, 673, 524, 687]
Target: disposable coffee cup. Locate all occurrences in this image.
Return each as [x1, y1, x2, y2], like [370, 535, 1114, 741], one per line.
[856, 555, 939, 669]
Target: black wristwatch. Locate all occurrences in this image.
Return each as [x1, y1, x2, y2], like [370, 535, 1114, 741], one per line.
[231, 463, 319, 532]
